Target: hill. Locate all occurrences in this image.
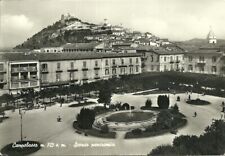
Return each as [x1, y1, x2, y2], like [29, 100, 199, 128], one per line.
[15, 15, 112, 50]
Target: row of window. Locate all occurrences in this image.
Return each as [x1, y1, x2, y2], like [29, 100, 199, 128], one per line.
[162, 56, 182, 62]
[42, 66, 140, 82]
[188, 56, 217, 62]
[188, 65, 217, 73]
[42, 58, 140, 71]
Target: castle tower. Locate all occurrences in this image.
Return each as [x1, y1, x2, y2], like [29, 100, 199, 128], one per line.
[207, 27, 217, 44]
[61, 14, 65, 25]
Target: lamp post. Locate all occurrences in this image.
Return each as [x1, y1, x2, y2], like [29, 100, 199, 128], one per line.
[196, 81, 199, 99]
[19, 108, 26, 142]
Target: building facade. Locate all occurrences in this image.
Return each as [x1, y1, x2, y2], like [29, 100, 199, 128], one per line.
[184, 48, 225, 76]
[0, 52, 142, 93]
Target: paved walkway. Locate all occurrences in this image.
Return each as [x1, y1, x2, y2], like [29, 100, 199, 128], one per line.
[0, 93, 224, 155]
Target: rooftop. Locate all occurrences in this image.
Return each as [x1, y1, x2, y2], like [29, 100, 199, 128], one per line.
[62, 42, 101, 50]
[0, 52, 141, 62]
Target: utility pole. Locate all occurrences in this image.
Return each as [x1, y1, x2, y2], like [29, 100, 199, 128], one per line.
[19, 108, 25, 142]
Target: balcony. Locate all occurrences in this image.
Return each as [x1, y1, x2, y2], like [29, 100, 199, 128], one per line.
[56, 69, 63, 73]
[197, 60, 206, 65]
[94, 67, 100, 70]
[11, 68, 19, 73]
[20, 67, 29, 72]
[169, 60, 174, 64]
[67, 68, 78, 72]
[11, 82, 19, 89]
[29, 66, 37, 72]
[94, 76, 100, 79]
[30, 81, 38, 86]
[41, 68, 49, 73]
[0, 70, 6, 73]
[175, 60, 180, 63]
[118, 65, 128, 67]
[82, 68, 88, 71]
[82, 77, 89, 81]
[112, 65, 117, 68]
[129, 64, 134, 67]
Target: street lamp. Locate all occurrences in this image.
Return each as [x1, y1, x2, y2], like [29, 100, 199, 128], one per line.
[19, 108, 26, 142]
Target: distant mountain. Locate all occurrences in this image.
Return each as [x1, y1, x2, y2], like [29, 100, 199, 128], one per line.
[15, 15, 112, 49]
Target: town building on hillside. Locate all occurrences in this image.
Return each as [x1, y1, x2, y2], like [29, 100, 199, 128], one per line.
[0, 52, 142, 93]
[62, 42, 103, 52]
[40, 47, 63, 53]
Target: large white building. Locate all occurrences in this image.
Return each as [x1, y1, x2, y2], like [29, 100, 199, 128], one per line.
[0, 52, 142, 93]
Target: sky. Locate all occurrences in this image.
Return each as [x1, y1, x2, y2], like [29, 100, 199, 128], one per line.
[0, 0, 225, 48]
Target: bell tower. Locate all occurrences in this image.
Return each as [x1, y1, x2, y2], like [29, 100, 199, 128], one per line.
[207, 27, 217, 44]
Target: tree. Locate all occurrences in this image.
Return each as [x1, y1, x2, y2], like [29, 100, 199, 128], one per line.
[0, 107, 6, 118]
[145, 98, 152, 108]
[20, 88, 36, 108]
[157, 95, 170, 109]
[98, 82, 112, 108]
[76, 108, 95, 129]
[121, 103, 130, 110]
[0, 93, 14, 106]
[172, 104, 179, 113]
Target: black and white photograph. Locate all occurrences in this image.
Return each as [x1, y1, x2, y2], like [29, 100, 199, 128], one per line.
[0, 0, 225, 155]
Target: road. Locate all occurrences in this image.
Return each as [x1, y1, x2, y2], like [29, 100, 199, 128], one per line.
[0, 93, 224, 155]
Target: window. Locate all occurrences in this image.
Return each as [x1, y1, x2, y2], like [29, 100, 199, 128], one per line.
[57, 62, 61, 70]
[176, 56, 179, 61]
[151, 55, 154, 62]
[136, 58, 139, 63]
[199, 66, 204, 72]
[188, 56, 193, 62]
[112, 68, 116, 75]
[157, 56, 159, 62]
[41, 63, 48, 71]
[56, 73, 61, 81]
[95, 70, 99, 76]
[0, 64, 3, 71]
[95, 60, 98, 67]
[121, 59, 124, 65]
[83, 71, 87, 77]
[130, 67, 133, 74]
[136, 66, 139, 72]
[120, 67, 126, 74]
[170, 56, 173, 61]
[69, 72, 74, 80]
[105, 60, 108, 66]
[212, 56, 217, 63]
[212, 66, 217, 73]
[151, 65, 154, 71]
[0, 74, 4, 81]
[199, 56, 205, 62]
[157, 65, 160, 71]
[164, 57, 167, 62]
[188, 65, 193, 71]
[112, 59, 116, 65]
[30, 73, 37, 79]
[83, 61, 86, 68]
[21, 72, 28, 80]
[70, 62, 74, 69]
[129, 58, 132, 64]
[105, 69, 109, 75]
[164, 65, 167, 71]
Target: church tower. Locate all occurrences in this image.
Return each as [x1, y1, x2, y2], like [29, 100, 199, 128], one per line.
[207, 27, 217, 44]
